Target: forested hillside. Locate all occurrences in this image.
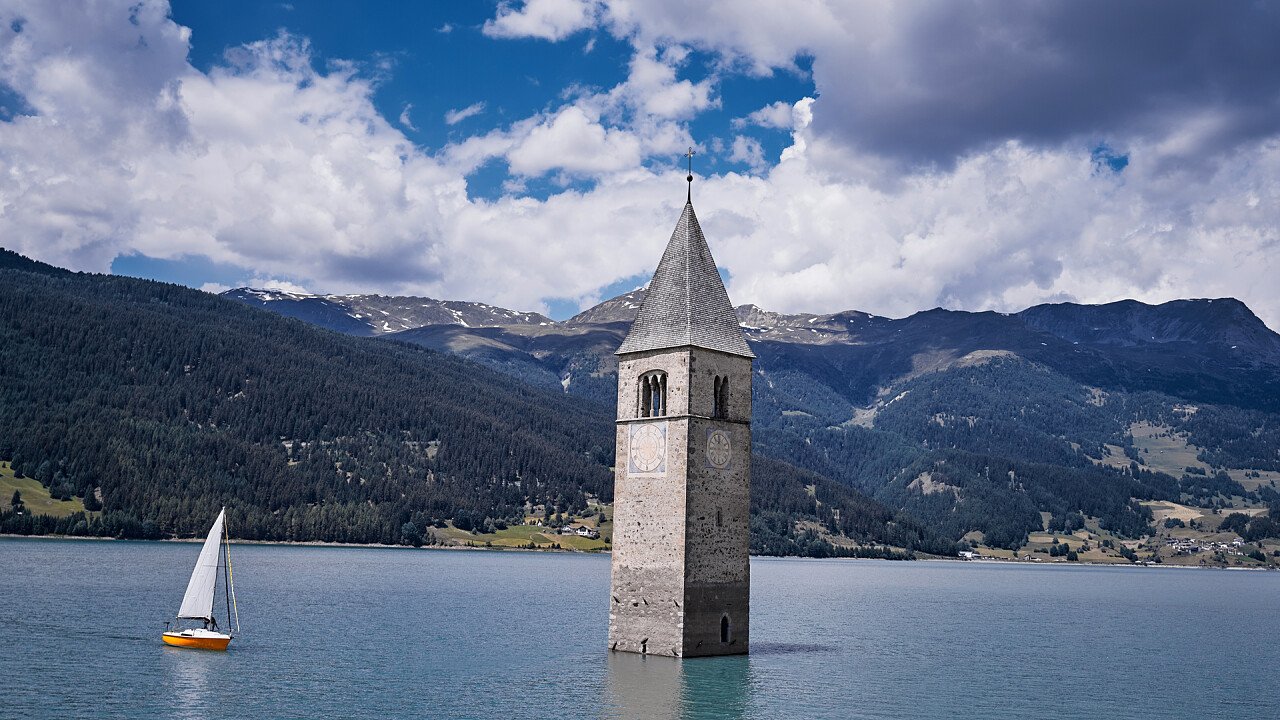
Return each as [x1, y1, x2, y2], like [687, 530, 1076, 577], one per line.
[0, 250, 949, 556]
[750, 348, 1280, 550]
[10, 247, 1275, 558]
[234, 285, 1280, 553]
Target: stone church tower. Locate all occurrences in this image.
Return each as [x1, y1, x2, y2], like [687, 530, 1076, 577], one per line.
[608, 182, 753, 658]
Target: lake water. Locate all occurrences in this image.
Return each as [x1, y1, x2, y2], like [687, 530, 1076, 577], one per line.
[2, 538, 1278, 719]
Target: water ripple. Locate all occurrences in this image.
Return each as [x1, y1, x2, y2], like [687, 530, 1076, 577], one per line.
[3, 539, 1278, 719]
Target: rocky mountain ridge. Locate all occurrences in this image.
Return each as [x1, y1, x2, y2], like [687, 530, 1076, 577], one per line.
[2, 251, 938, 555]
[228, 285, 1280, 411]
[225, 280, 1280, 551]
[224, 285, 1280, 363]
[224, 287, 553, 336]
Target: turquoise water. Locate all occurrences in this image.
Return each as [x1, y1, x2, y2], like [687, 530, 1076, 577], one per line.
[2, 538, 1278, 719]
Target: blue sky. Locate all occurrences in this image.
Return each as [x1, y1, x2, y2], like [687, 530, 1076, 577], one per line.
[109, 0, 809, 315]
[168, 0, 808, 189]
[2, 1, 1278, 326]
[175, 2, 631, 166]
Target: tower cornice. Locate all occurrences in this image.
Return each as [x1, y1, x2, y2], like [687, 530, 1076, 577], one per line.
[615, 415, 751, 426]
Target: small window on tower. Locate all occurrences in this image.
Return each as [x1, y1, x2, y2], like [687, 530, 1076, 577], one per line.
[638, 371, 667, 418]
[713, 376, 729, 419]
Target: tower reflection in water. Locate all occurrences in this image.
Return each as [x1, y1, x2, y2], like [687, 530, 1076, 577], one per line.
[604, 651, 751, 719]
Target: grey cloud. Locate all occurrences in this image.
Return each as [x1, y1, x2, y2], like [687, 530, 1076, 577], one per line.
[322, 251, 442, 287]
[809, 1, 1280, 167]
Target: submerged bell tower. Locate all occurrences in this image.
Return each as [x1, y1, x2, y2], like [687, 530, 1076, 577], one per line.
[608, 158, 753, 658]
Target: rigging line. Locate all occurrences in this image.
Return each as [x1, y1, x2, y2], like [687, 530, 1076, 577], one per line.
[222, 514, 231, 629]
[225, 515, 241, 633]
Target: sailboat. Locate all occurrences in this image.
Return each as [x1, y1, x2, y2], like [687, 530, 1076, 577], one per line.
[162, 507, 241, 650]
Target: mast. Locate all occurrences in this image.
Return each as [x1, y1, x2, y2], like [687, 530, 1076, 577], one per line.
[224, 511, 240, 632]
[222, 512, 231, 630]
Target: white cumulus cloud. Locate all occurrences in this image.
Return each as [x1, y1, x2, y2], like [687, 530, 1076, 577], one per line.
[2, 0, 1279, 334]
[505, 105, 642, 176]
[398, 103, 417, 130]
[483, 0, 602, 41]
[728, 135, 766, 173]
[444, 101, 486, 125]
[732, 100, 793, 130]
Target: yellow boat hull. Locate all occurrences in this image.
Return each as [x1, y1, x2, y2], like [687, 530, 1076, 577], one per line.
[162, 631, 231, 651]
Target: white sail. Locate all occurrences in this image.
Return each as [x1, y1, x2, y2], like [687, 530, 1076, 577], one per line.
[177, 509, 225, 620]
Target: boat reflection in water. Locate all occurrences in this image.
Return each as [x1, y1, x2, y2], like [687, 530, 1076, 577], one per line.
[162, 638, 225, 720]
[604, 650, 751, 719]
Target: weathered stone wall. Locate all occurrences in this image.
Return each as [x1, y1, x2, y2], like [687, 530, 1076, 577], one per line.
[681, 581, 750, 657]
[616, 350, 692, 420]
[683, 417, 751, 585]
[610, 414, 689, 656]
[682, 350, 752, 656]
[611, 346, 751, 657]
[685, 352, 752, 423]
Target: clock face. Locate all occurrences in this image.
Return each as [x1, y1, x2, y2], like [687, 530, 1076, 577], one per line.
[628, 422, 667, 474]
[706, 429, 732, 469]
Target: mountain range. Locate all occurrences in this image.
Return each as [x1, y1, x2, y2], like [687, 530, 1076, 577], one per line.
[224, 283, 1280, 413]
[2, 245, 1277, 556]
[224, 287, 553, 335]
[0, 249, 943, 556]
[224, 283, 1280, 549]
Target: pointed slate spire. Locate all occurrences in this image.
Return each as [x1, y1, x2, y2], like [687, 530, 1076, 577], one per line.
[617, 200, 754, 358]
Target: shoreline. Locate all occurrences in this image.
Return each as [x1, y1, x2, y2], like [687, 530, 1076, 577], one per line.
[3, 533, 1274, 570]
[0, 533, 604, 553]
[914, 556, 1273, 572]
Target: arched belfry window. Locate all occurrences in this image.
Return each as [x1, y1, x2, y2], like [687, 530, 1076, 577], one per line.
[638, 371, 667, 418]
[713, 376, 729, 419]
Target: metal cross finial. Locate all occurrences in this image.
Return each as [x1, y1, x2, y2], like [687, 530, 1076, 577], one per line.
[685, 147, 696, 203]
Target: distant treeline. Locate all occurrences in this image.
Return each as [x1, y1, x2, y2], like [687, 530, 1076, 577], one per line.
[11, 247, 1273, 554]
[0, 453, 957, 557]
[0, 252, 952, 556]
[753, 356, 1280, 549]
